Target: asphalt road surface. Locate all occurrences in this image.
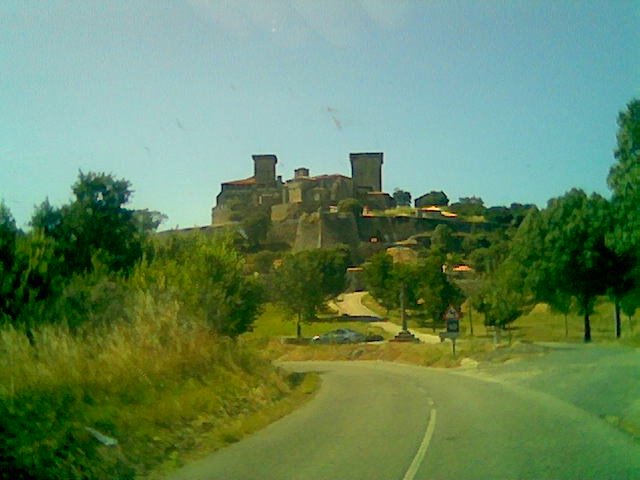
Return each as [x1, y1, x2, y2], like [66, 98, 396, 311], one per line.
[168, 360, 640, 480]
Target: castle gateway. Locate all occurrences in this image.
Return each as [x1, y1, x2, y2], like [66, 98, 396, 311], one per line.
[211, 152, 394, 225]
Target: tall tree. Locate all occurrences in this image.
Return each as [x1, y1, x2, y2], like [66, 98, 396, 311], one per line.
[36, 172, 152, 276]
[272, 248, 348, 338]
[471, 259, 531, 330]
[608, 98, 640, 255]
[337, 198, 364, 217]
[363, 251, 397, 311]
[417, 252, 464, 331]
[241, 207, 272, 251]
[393, 189, 412, 207]
[449, 196, 486, 217]
[430, 224, 455, 253]
[0, 202, 18, 321]
[607, 98, 640, 336]
[511, 190, 614, 342]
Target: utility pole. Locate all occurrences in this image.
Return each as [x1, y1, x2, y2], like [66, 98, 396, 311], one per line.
[400, 286, 407, 331]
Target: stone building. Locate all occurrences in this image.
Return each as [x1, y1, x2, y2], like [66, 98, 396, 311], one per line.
[211, 152, 394, 225]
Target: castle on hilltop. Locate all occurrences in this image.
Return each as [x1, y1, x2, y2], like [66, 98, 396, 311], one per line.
[211, 152, 395, 225]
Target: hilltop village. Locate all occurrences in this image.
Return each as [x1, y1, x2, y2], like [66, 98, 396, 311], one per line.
[209, 152, 501, 252]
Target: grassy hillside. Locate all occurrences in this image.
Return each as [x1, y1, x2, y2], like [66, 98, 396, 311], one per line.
[0, 295, 318, 480]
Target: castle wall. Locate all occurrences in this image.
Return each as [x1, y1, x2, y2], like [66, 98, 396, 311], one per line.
[266, 218, 298, 246]
[355, 217, 482, 243]
[292, 212, 360, 251]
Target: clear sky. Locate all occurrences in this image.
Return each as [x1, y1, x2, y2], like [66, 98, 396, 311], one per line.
[1, 1, 638, 229]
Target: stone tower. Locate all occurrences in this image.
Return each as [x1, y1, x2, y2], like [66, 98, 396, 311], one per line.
[253, 154, 277, 187]
[350, 152, 383, 196]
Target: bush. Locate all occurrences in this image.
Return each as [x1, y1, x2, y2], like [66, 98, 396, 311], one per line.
[0, 293, 287, 479]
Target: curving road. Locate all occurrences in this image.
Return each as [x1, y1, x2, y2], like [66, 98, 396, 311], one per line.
[167, 361, 640, 480]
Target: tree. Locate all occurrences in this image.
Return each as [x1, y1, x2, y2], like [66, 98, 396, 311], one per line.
[417, 252, 464, 331]
[393, 189, 412, 207]
[461, 232, 491, 256]
[132, 209, 167, 233]
[509, 203, 537, 228]
[510, 190, 614, 342]
[140, 232, 264, 337]
[272, 248, 348, 338]
[365, 251, 462, 332]
[607, 98, 640, 256]
[606, 98, 640, 337]
[430, 224, 455, 253]
[621, 286, 640, 331]
[485, 206, 512, 225]
[241, 207, 271, 251]
[0, 202, 18, 321]
[29, 198, 62, 235]
[449, 196, 486, 217]
[337, 198, 364, 217]
[33, 172, 159, 277]
[363, 251, 397, 311]
[415, 191, 449, 208]
[12, 230, 64, 326]
[471, 259, 531, 330]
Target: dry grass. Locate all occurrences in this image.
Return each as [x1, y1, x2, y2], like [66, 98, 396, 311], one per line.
[0, 292, 319, 479]
[263, 336, 494, 368]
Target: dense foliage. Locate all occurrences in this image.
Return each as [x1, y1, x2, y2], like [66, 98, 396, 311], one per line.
[364, 251, 463, 330]
[392, 188, 412, 207]
[270, 247, 348, 337]
[471, 98, 640, 339]
[0, 174, 279, 479]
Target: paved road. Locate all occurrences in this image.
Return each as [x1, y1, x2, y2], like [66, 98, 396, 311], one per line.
[168, 360, 640, 479]
[335, 292, 441, 344]
[466, 342, 640, 435]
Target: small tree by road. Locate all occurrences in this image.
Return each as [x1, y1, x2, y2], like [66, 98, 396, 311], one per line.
[271, 248, 348, 338]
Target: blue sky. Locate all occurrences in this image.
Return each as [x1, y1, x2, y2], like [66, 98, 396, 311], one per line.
[1, 1, 638, 229]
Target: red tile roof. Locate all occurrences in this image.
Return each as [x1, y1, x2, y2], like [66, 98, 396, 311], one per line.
[223, 176, 256, 186]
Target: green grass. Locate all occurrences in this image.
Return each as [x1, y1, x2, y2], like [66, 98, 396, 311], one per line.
[246, 303, 390, 341]
[362, 292, 638, 344]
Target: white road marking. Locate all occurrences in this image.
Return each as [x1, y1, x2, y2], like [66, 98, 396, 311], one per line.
[402, 401, 437, 480]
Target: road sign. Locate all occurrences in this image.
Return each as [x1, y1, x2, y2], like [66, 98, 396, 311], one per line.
[446, 318, 459, 333]
[444, 306, 460, 333]
[444, 306, 460, 320]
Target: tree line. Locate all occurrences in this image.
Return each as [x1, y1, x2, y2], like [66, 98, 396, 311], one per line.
[469, 99, 639, 341]
[1, 98, 637, 343]
[364, 99, 639, 342]
[0, 172, 352, 339]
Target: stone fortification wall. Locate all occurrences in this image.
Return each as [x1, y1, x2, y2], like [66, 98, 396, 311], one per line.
[321, 212, 360, 247]
[355, 217, 493, 243]
[266, 219, 298, 247]
[292, 212, 360, 251]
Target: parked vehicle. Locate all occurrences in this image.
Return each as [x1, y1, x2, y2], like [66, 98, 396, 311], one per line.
[311, 329, 367, 344]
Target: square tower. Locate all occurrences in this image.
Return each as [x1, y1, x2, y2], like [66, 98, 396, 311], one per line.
[253, 154, 278, 187]
[350, 152, 383, 196]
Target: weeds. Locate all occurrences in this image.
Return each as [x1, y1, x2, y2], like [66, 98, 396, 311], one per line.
[0, 293, 304, 479]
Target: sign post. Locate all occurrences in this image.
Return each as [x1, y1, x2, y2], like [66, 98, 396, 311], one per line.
[439, 306, 461, 356]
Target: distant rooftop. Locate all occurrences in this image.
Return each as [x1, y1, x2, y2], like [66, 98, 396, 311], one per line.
[223, 176, 256, 186]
